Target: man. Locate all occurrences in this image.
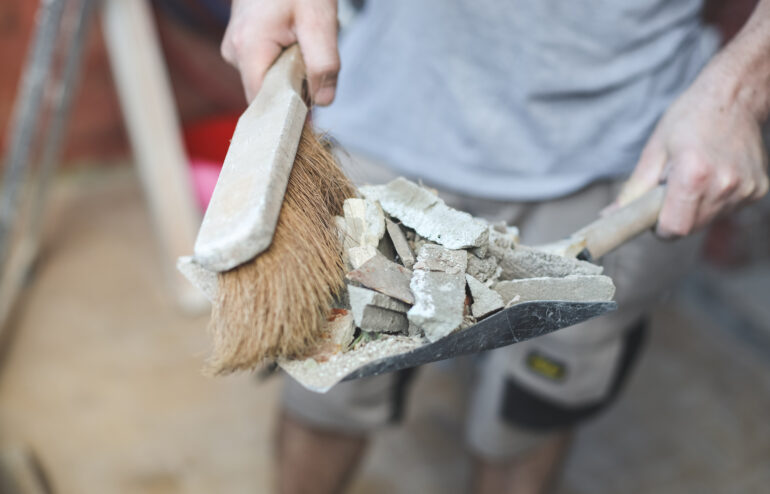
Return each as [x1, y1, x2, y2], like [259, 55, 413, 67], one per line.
[221, 1, 769, 492]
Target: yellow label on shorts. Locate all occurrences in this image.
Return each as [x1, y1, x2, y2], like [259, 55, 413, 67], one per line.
[526, 351, 567, 381]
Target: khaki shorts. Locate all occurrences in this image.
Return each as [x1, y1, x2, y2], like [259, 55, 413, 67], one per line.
[282, 151, 701, 460]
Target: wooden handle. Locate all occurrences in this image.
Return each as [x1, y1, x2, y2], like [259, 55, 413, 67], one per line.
[576, 185, 666, 260]
[260, 44, 306, 101]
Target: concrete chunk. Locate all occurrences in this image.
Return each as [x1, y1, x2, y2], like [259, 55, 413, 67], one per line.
[360, 178, 488, 250]
[348, 286, 410, 316]
[348, 286, 409, 333]
[356, 307, 409, 333]
[407, 270, 466, 342]
[346, 254, 415, 304]
[466, 275, 504, 318]
[466, 253, 500, 283]
[492, 244, 603, 280]
[493, 275, 615, 306]
[385, 218, 415, 268]
[414, 244, 468, 274]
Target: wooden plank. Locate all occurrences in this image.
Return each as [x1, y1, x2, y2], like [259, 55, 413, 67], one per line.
[101, 0, 206, 312]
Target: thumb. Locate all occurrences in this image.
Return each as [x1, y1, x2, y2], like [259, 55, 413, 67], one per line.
[617, 136, 668, 207]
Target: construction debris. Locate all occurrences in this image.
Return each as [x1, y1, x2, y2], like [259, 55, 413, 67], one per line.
[493, 244, 603, 280]
[493, 275, 616, 306]
[343, 198, 385, 247]
[466, 274, 504, 318]
[413, 244, 468, 274]
[327, 309, 356, 348]
[179, 176, 617, 374]
[348, 285, 410, 333]
[348, 245, 378, 269]
[385, 218, 415, 268]
[408, 269, 466, 342]
[346, 254, 415, 304]
[360, 178, 489, 250]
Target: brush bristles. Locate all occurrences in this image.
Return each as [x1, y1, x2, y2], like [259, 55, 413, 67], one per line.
[206, 124, 355, 375]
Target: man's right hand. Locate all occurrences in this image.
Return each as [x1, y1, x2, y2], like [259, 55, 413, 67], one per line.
[221, 0, 340, 105]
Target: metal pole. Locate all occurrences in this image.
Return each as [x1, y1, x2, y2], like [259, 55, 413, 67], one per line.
[0, 0, 67, 272]
[27, 0, 99, 251]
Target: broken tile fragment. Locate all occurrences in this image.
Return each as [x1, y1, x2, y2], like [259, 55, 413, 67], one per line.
[466, 274, 504, 318]
[346, 254, 415, 304]
[377, 229, 397, 261]
[348, 286, 410, 333]
[360, 178, 488, 250]
[385, 218, 415, 268]
[407, 269, 466, 342]
[414, 244, 468, 274]
[348, 286, 410, 316]
[343, 198, 385, 247]
[493, 275, 615, 306]
[348, 245, 378, 269]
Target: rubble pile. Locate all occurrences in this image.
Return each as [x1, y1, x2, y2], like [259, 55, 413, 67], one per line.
[312, 177, 614, 356]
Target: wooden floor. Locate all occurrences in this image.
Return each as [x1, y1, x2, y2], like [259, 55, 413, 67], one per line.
[0, 167, 767, 493]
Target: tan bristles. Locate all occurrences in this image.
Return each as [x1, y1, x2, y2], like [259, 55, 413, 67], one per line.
[206, 124, 355, 375]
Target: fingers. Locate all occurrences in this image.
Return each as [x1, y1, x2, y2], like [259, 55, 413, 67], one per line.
[295, 2, 340, 106]
[237, 40, 284, 102]
[617, 134, 667, 207]
[656, 154, 706, 238]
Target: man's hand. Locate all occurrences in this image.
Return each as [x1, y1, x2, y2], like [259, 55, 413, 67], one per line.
[221, 0, 340, 104]
[618, 74, 769, 237]
[618, 1, 770, 238]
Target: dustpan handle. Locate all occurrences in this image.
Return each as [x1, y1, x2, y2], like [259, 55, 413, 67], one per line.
[577, 185, 666, 260]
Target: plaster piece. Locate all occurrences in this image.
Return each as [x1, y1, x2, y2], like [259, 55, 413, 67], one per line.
[360, 178, 488, 250]
[346, 254, 415, 304]
[386, 218, 415, 268]
[466, 274, 504, 318]
[414, 244, 468, 274]
[177, 256, 217, 302]
[407, 269, 466, 342]
[493, 275, 615, 306]
[348, 245, 378, 269]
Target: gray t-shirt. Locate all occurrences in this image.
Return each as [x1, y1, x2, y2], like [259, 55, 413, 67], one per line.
[315, 0, 720, 200]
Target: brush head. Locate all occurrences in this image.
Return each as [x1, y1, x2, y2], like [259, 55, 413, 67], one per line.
[194, 46, 307, 272]
[205, 124, 355, 374]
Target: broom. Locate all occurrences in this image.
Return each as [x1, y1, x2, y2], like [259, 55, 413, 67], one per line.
[206, 125, 354, 374]
[190, 45, 355, 375]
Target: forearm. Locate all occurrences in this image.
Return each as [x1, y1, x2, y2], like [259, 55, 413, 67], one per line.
[705, 0, 770, 122]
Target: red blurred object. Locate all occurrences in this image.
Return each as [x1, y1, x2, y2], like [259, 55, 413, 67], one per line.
[182, 113, 239, 163]
[182, 114, 239, 210]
